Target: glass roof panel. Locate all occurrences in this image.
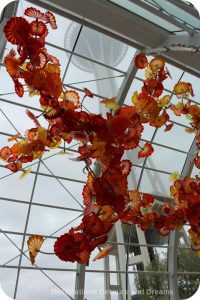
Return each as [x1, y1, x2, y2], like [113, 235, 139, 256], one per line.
[128, 165, 142, 190]
[26, 206, 82, 236]
[145, 145, 187, 173]
[38, 154, 87, 182]
[0, 268, 18, 299]
[64, 55, 124, 100]
[17, 270, 76, 300]
[66, 24, 136, 71]
[181, 72, 200, 104]
[144, 0, 200, 29]
[84, 272, 105, 300]
[33, 176, 84, 210]
[154, 123, 194, 152]
[0, 172, 37, 201]
[0, 234, 22, 266]
[0, 201, 28, 232]
[108, 0, 183, 32]
[139, 169, 172, 196]
[191, 164, 199, 178]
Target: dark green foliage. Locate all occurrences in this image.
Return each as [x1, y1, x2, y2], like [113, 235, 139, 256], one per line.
[134, 248, 200, 300]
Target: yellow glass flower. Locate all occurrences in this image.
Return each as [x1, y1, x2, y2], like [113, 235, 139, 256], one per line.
[173, 82, 189, 95]
[169, 171, 180, 183]
[101, 97, 120, 110]
[27, 235, 44, 265]
[145, 67, 156, 79]
[49, 139, 62, 149]
[131, 91, 138, 104]
[45, 63, 60, 74]
[158, 95, 171, 107]
[19, 168, 31, 180]
[185, 128, 195, 134]
[170, 186, 176, 198]
[149, 57, 165, 71]
[65, 91, 80, 105]
[176, 102, 184, 109]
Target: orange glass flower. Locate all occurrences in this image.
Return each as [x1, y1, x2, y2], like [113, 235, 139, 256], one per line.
[83, 87, 93, 98]
[30, 20, 48, 37]
[6, 161, 22, 172]
[194, 157, 200, 169]
[65, 90, 80, 106]
[164, 123, 174, 132]
[54, 232, 90, 263]
[0, 146, 11, 160]
[135, 53, 148, 69]
[138, 143, 154, 158]
[93, 245, 112, 261]
[45, 11, 57, 29]
[4, 50, 20, 78]
[24, 7, 47, 21]
[4, 17, 30, 45]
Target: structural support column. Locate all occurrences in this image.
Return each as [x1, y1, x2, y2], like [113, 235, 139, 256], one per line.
[168, 231, 179, 300]
[135, 226, 150, 268]
[104, 255, 112, 300]
[74, 162, 101, 299]
[74, 263, 86, 300]
[168, 139, 197, 300]
[116, 50, 140, 106]
[115, 221, 131, 300]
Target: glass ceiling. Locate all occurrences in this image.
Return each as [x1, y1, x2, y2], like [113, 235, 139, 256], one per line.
[108, 0, 200, 33]
[0, 0, 199, 299]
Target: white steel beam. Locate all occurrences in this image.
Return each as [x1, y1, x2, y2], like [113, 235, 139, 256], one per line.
[28, 0, 169, 49]
[115, 221, 131, 300]
[27, 0, 200, 77]
[146, 32, 200, 54]
[104, 256, 112, 300]
[116, 50, 140, 106]
[168, 139, 197, 300]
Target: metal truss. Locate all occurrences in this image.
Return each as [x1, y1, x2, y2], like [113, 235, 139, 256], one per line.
[27, 0, 200, 77]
